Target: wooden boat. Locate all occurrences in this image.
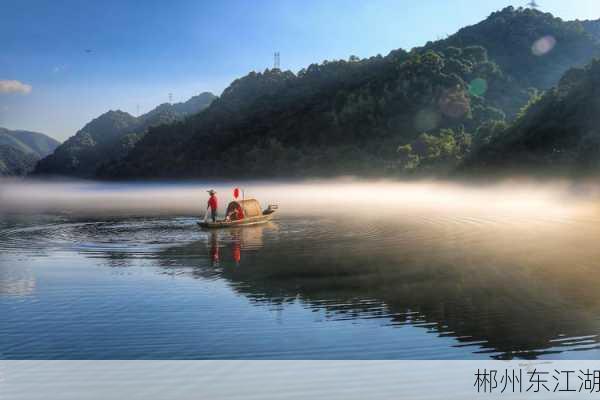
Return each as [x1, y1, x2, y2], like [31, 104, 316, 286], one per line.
[198, 199, 277, 229]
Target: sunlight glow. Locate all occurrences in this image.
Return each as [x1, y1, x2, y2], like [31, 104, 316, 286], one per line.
[532, 35, 557, 56]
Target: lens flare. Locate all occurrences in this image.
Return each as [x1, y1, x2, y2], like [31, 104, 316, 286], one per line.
[532, 35, 556, 56]
[468, 78, 487, 97]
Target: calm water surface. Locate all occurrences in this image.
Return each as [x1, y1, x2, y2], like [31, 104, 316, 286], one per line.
[2, 180, 600, 359]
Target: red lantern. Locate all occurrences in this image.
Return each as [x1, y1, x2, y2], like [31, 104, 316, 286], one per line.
[233, 188, 240, 199]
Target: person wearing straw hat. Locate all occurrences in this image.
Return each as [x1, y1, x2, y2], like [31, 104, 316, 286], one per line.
[205, 189, 218, 222]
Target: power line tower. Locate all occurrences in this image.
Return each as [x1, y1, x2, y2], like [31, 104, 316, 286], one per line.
[136, 104, 140, 116]
[526, 0, 540, 9]
[168, 93, 173, 104]
[274, 52, 280, 70]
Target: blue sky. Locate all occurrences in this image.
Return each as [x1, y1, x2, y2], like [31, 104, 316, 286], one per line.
[1, 0, 599, 141]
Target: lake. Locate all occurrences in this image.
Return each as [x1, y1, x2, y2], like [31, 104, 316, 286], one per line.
[2, 179, 600, 359]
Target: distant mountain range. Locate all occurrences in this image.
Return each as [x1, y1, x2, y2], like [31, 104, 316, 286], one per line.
[96, 7, 600, 179]
[0, 128, 60, 176]
[32, 92, 216, 177]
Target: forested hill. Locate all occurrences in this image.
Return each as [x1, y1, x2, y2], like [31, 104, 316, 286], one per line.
[463, 59, 600, 175]
[428, 8, 600, 91]
[0, 128, 60, 176]
[100, 7, 600, 180]
[32, 92, 216, 178]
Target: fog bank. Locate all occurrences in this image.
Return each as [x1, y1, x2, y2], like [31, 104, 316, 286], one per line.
[1, 178, 599, 220]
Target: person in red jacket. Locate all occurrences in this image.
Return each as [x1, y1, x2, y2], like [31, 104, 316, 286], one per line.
[206, 189, 218, 222]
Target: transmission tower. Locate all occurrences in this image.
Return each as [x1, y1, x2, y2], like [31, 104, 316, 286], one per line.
[274, 52, 280, 70]
[526, 0, 540, 8]
[168, 93, 173, 103]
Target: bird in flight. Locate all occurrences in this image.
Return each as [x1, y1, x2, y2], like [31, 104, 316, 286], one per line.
[84, 49, 92, 54]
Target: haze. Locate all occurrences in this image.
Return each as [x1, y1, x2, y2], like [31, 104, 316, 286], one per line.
[0, 178, 597, 219]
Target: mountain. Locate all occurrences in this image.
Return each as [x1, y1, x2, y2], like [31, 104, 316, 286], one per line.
[0, 128, 60, 158]
[0, 128, 60, 176]
[429, 7, 600, 91]
[138, 92, 217, 126]
[0, 146, 39, 176]
[99, 7, 600, 180]
[463, 59, 600, 175]
[32, 92, 216, 177]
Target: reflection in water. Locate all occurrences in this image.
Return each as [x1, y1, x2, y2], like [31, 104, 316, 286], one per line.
[231, 231, 241, 265]
[2, 180, 600, 359]
[209, 231, 220, 266]
[199, 225, 271, 268]
[175, 217, 600, 359]
[0, 267, 36, 297]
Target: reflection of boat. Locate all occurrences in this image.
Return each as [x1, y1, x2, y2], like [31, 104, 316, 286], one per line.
[202, 222, 273, 266]
[198, 199, 277, 229]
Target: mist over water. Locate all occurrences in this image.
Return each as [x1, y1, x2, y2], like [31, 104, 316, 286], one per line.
[1, 178, 597, 217]
[2, 178, 600, 359]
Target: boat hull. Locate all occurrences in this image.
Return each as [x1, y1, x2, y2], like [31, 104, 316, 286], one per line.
[197, 213, 274, 229]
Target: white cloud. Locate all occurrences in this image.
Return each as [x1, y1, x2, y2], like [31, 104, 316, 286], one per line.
[0, 80, 32, 94]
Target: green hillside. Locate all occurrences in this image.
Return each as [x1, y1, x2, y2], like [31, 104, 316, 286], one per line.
[464, 58, 600, 175]
[100, 7, 600, 179]
[33, 92, 216, 177]
[0, 128, 60, 176]
[430, 7, 600, 91]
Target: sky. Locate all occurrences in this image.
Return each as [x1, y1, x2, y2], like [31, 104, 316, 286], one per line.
[1, 0, 599, 141]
